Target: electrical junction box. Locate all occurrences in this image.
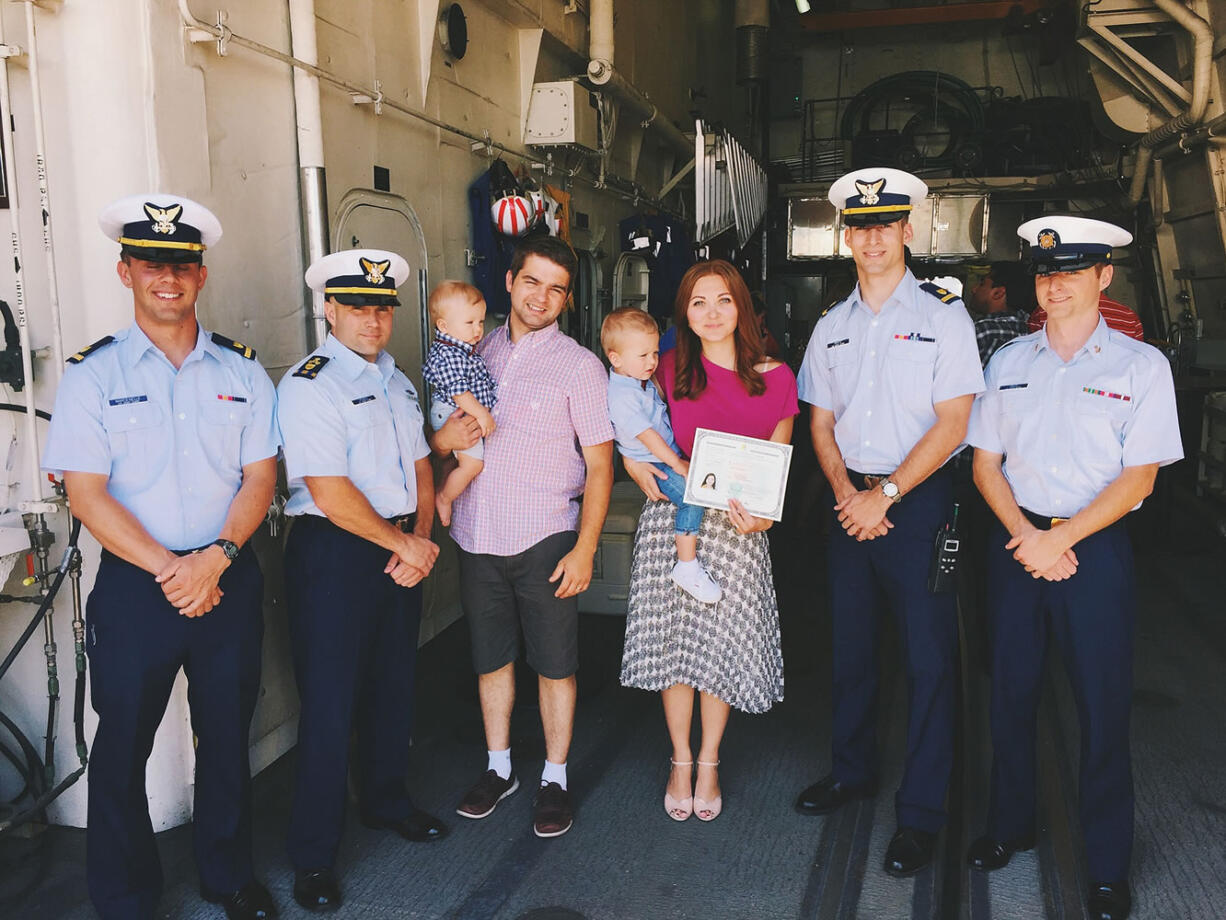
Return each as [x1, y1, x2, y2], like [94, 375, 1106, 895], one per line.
[524, 80, 600, 154]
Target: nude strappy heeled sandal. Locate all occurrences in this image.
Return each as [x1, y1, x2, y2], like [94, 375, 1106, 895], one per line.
[694, 760, 722, 821]
[664, 759, 693, 821]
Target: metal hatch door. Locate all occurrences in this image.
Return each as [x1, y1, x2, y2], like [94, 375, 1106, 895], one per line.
[332, 190, 429, 381]
[331, 190, 462, 643]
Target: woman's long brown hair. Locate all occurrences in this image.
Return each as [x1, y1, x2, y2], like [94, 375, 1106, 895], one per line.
[672, 260, 765, 400]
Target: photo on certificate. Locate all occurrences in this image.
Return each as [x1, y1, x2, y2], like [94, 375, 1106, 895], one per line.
[682, 428, 794, 522]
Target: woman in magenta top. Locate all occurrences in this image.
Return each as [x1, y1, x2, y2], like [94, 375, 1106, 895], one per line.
[620, 260, 798, 823]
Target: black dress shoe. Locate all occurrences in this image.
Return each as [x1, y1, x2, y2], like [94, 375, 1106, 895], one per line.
[293, 869, 342, 913]
[1088, 881, 1131, 920]
[794, 774, 876, 816]
[362, 807, 449, 842]
[966, 832, 1036, 871]
[202, 880, 277, 920]
[883, 827, 936, 877]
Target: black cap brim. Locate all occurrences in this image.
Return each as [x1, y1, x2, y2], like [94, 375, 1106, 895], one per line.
[330, 293, 401, 308]
[1029, 254, 1109, 276]
[842, 210, 909, 228]
[121, 245, 203, 265]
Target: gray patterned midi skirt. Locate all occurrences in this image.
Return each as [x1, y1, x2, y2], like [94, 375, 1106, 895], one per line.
[619, 498, 784, 714]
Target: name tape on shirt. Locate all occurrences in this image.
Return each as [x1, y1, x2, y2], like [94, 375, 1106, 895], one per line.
[107, 395, 148, 406]
[351, 395, 377, 405]
[998, 383, 1028, 391]
[826, 338, 850, 349]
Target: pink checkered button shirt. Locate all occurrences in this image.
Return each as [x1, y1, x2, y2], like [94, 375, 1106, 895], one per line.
[449, 322, 613, 556]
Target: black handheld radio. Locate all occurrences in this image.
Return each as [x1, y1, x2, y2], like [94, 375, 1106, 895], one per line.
[928, 503, 961, 594]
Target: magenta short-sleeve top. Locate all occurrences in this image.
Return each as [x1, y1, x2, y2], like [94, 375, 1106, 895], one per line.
[657, 351, 799, 458]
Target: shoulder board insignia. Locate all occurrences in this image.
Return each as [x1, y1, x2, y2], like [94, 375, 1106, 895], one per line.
[819, 299, 841, 319]
[66, 335, 116, 364]
[211, 332, 257, 360]
[920, 282, 962, 304]
[292, 355, 330, 379]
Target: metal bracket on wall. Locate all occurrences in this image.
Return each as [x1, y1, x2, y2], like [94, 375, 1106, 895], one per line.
[464, 249, 486, 267]
[350, 80, 384, 116]
[184, 9, 230, 56]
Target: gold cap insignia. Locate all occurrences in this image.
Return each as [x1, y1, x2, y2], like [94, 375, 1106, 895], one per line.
[360, 258, 391, 286]
[143, 202, 183, 235]
[854, 178, 885, 207]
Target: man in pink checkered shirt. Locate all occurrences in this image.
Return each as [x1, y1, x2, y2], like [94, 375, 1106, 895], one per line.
[432, 235, 613, 839]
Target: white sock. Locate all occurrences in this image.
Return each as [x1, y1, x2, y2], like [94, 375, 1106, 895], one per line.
[487, 748, 512, 780]
[674, 557, 699, 571]
[541, 760, 567, 790]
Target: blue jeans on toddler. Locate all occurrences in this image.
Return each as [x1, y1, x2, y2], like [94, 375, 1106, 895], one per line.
[652, 463, 705, 535]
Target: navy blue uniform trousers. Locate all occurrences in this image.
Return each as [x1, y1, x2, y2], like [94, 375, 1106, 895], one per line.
[827, 470, 958, 833]
[85, 548, 264, 920]
[284, 514, 423, 871]
[985, 518, 1135, 883]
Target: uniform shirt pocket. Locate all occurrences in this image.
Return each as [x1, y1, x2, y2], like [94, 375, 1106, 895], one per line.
[102, 400, 164, 488]
[824, 340, 858, 404]
[1075, 388, 1131, 444]
[201, 398, 253, 476]
[887, 337, 938, 408]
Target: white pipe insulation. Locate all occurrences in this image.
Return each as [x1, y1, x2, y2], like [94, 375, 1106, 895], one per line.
[21, 1, 65, 378]
[286, 0, 329, 350]
[0, 13, 47, 506]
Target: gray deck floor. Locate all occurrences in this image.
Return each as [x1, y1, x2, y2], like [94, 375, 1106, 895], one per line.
[3, 495, 1225, 919]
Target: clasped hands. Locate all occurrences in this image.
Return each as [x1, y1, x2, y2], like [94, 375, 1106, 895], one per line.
[835, 488, 893, 541]
[385, 530, 440, 588]
[1007, 526, 1078, 581]
[156, 547, 229, 618]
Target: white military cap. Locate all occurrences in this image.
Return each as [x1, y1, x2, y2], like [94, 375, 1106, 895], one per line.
[1017, 216, 1132, 275]
[828, 167, 928, 226]
[98, 193, 222, 263]
[305, 249, 410, 305]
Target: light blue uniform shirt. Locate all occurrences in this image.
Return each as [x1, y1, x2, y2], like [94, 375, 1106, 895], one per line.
[797, 270, 985, 473]
[277, 334, 430, 519]
[607, 370, 678, 464]
[42, 322, 279, 551]
[967, 318, 1183, 517]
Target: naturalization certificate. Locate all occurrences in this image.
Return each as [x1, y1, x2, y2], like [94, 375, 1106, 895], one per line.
[683, 428, 793, 522]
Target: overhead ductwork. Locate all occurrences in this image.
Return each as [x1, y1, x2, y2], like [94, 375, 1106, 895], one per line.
[584, 0, 692, 161]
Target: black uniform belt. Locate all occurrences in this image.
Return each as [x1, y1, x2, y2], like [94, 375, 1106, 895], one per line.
[388, 513, 417, 532]
[847, 470, 891, 490]
[1021, 508, 1069, 531]
[100, 543, 245, 567]
[293, 512, 418, 533]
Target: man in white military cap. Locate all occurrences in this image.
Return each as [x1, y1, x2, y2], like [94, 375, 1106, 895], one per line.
[42, 195, 280, 919]
[794, 167, 985, 876]
[276, 249, 445, 912]
[965, 216, 1182, 920]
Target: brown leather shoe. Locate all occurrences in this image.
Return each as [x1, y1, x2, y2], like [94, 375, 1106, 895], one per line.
[532, 782, 573, 838]
[456, 770, 519, 819]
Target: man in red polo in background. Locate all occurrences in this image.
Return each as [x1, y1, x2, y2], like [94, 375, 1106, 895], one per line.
[1028, 293, 1145, 341]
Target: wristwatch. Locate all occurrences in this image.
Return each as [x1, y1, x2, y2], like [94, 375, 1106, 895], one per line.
[210, 538, 240, 561]
[879, 478, 902, 504]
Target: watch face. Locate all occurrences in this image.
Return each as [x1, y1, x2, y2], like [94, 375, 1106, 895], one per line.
[215, 539, 239, 560]
[882, 481, 899, 498]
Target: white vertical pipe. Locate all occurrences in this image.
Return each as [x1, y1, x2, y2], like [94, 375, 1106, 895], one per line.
[287, 0, 329, 349]
[0, 12, 46, 505]
[22, 0, 65, 378]
[590, 0, 613, 72]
